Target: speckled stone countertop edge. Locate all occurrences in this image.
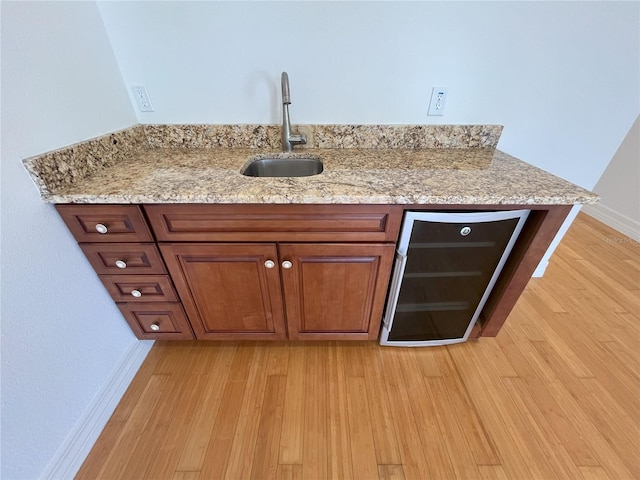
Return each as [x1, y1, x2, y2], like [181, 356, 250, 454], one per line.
[22, 123, 599, 206]
[40, 193, 600, 206]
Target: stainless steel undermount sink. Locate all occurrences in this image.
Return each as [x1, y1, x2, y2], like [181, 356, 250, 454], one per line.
[242, 156, 323, 177]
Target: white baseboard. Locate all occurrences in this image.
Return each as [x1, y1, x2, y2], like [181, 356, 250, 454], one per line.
[39, 340, 154, 480]
[582, 203, 640, 241]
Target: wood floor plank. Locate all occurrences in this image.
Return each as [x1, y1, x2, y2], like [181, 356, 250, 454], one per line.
[579, 465, 614, 480]
[198, 345, 254, 480]
[107, 344, 166, 424]
[276, 464, 303, 480]
[396, 349, 456, 480]
[278, 343, 306, 465]
[143, 372, 211, 480]
[377, 464, 406, 480]
[380, 349, 431, 480]
[172, 471, 200, 480]
[435, 345, 500, 466]
[302, 344, 329, 480]
[452, 347, 541, 480]
[175, 344, 235, 472]
[267, 341, 290, 376]
[346, 376, 378, 480]
[343, 341, 365, 377]
[578, 377, 640, 476]
[477, 465, 510, 480]
[599, 339, 640, 381]
[528, 338, 637, 479]
[326, 342, 354, 480]
[424, 376, 483, 479]
[413, 346, 444, 377]
[363, 344, 402, 465]
[122, 347, 203, 480]
[223, 346, 269, 480]
[250, 374, 287, 480]
[93, 374, 170, 480]
[501, 376, 585, 478]
[494, 329, 600, 467]
[73, 421, 125, 480]
[540, 310, 640, 421]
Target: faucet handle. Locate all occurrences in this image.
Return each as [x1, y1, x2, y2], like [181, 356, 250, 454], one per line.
[289, 132, 307, 146]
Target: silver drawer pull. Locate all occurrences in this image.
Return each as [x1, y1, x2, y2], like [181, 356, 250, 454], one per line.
[282, 260, 293, 269]
[131, 289, 142, 298]
[264, 260, 275, 269]
[460, 226, 472, 236]
[115, 260, 127, 269]
[95, 223, 108, 234]
[149, 323, 160, 331]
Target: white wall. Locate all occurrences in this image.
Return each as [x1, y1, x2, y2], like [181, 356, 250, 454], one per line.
[584, 115, 640, 239]
[98, 1, 639, 190]
[1, 2, 140, 479]
[596, 116, 640, 223]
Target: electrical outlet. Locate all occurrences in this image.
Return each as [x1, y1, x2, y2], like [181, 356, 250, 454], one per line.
[131, 85, 154, 112]
[428, 87, 448, 116]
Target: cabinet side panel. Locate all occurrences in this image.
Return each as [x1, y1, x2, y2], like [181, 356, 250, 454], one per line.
[478, 205, 572, 336]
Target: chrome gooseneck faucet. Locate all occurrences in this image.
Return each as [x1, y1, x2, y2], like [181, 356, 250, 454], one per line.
[281, 72, 307, 152]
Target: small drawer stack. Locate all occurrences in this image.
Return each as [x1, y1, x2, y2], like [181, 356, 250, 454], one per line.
[56, 205, 193, 339]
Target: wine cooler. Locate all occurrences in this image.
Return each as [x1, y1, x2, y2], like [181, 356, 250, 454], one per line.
[380, 210, 530, 346]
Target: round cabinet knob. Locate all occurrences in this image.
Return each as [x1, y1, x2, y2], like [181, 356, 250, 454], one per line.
[282, 260, 293, 269]
[115, 260, 127, 269]
[95, 223, 108, 234]
[130, 289, 142, 298]
[264, 260, 276, 269]
[149, 323, 161, 331]
[460, 226, 472, 236]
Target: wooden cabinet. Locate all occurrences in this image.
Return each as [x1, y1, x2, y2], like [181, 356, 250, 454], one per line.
[160, 241, 394, 340]
[56, 204, 194, 340]
[154, 205, 401, 340]
[55, 202, 573, 341]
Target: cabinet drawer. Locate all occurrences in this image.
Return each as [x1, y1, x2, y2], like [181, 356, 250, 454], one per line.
[117, 303, 194, 340]
[144, 204, 403, 242]
[99, 275, 178, 302]
[80, 243, 166, 275]
[56, 205, 153, 242]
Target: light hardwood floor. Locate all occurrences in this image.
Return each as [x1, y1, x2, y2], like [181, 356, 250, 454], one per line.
[76, 213, 640, 480]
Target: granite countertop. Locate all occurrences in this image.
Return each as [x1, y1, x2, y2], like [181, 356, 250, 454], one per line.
[23, 124, 599, 205]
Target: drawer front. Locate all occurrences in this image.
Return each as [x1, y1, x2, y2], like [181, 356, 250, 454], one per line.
[144, 204, 403, 242]
[56, 205, 153, 243]
[80, 243, 166, 275]
[99, 275, 178, 302]
[117, 303, 194, 340]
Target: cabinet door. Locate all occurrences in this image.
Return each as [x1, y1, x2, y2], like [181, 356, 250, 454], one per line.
[279, 243, 395, 340]
[160, 243, 286, 340]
